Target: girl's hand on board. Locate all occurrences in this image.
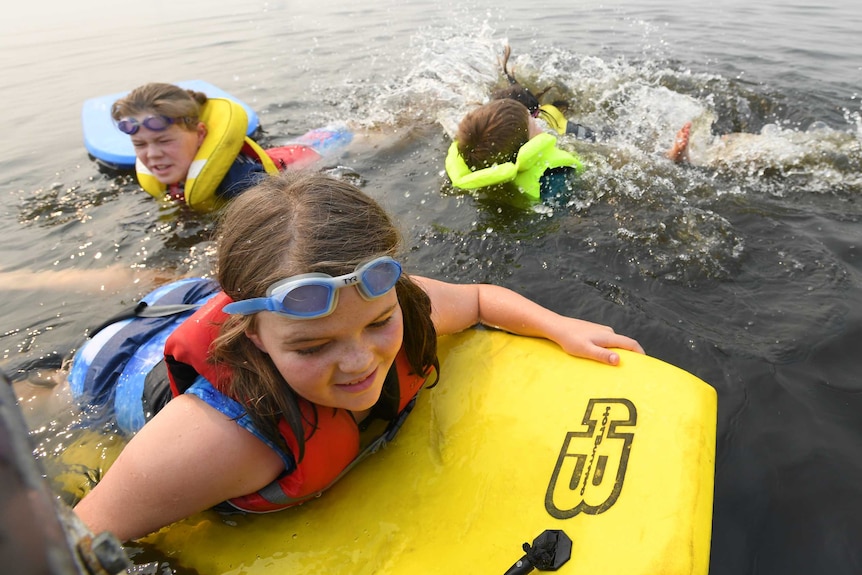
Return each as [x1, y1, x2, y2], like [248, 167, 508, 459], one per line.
[550, 317, 644, 366]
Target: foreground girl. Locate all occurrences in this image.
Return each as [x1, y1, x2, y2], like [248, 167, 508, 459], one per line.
[73, 171, 643, 541]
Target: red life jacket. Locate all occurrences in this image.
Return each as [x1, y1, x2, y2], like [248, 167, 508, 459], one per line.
[163, 292, 430, 512]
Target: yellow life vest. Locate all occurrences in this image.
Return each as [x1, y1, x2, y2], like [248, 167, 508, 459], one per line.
[445, 132, 583, 202]
[537, 104, 568, 135]
[136, 98, 279, 213]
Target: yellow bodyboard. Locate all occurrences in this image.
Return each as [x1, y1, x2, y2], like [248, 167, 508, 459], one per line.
[138, 329, 716, 574]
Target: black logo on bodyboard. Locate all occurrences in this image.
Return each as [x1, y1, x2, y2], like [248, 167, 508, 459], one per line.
[545, 398, 636, 519]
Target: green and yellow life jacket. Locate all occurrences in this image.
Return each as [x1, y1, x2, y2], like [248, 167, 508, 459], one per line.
[445, 132, 583, 202]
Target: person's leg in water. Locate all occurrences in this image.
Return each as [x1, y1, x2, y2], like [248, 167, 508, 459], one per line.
[667, 121, 692, 164]
[11, 370, 72, 429]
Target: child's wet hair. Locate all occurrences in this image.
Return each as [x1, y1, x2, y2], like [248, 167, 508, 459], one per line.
[491, 84, 539, 116]
[215, 170, 400, 298]
[111, 82, 207, 129]
[455, 99, 531, 170]
[490, 44, 553, 116]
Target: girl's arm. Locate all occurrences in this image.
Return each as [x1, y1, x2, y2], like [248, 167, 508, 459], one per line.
[0, 265, 159, 293]
[413, 276, 643, 366]
[73, 394, 283, 542]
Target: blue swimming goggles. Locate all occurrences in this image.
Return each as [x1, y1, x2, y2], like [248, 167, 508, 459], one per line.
[116, 115, 186, 135]
[222, 257, 402, 319]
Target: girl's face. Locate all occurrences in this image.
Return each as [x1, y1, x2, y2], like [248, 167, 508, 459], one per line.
[130, 118, 206, 185]
[246, 286, 404, 416]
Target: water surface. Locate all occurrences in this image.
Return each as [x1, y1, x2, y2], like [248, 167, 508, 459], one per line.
[2, 1, 861, 573]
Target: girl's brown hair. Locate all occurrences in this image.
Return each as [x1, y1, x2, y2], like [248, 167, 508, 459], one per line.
[110, 82, 206, 131]
[210, 171, 438, 459]
[455, 99, 531, 170]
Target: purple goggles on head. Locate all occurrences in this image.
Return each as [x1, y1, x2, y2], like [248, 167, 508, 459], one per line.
[222, 257, 403, 319]
[116, 114, 182, 135]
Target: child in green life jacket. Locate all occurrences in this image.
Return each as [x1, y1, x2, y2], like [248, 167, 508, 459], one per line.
[445, 99, 584, 206]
